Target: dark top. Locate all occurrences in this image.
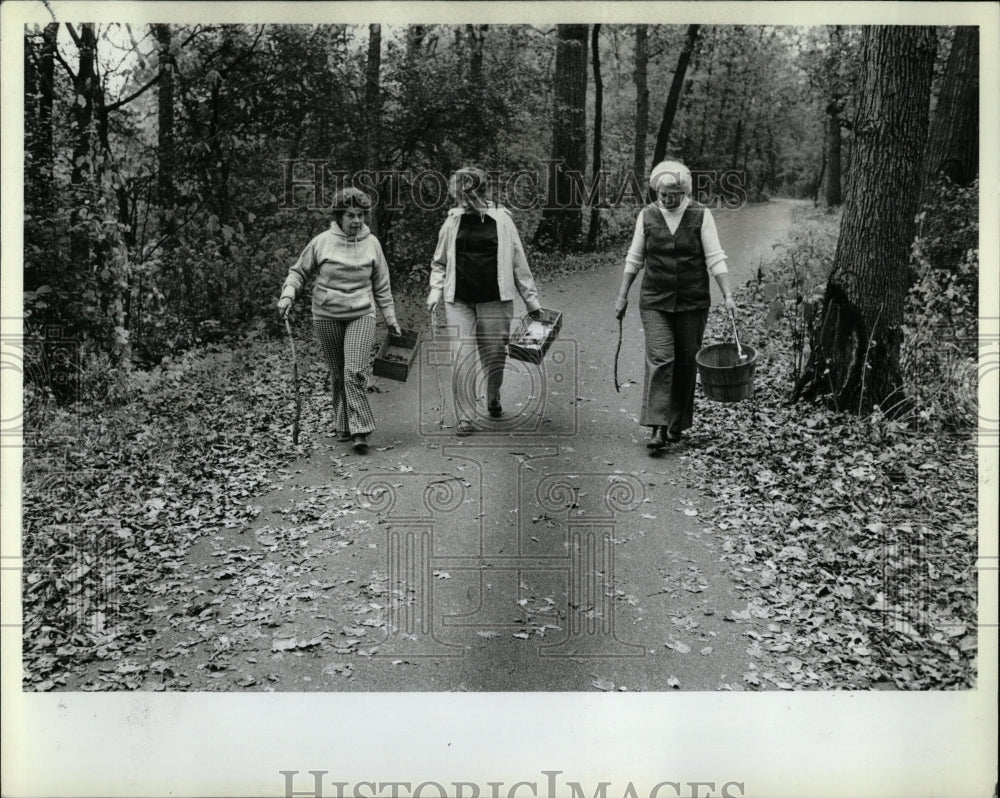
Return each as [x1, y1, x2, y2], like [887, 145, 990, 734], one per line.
[454, 213, 500, 304]
[639, 203, 710, 312]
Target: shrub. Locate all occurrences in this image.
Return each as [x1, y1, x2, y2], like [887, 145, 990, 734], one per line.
[899, 178, 979, 430]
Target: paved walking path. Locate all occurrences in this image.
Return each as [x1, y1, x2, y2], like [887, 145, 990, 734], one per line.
[68, 199, 802, 692]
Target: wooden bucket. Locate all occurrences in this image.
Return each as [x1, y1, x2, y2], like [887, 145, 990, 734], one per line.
[696, 342, 757, 402]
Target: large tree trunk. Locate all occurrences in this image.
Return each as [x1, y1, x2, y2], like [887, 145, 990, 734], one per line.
[69, 23, 98, 269]
[695, 31, 715, 160]
[26, 23, 58, 212]
[365, 24, 388, 240]
[651, 24, 699, 168]
[923, 26, 979, 192]
[154, 24, 176, 214]
[823, 27, 846, 208]
[464, 24, 490, 162]
[533, 24, 588, 250]
[153, 23, 187, 324]
[467, 23, 486, 84]
[587, 24, 603, 250]
[406, 25, 426, 60]
[824, 99, 844, 207]
[794, 26, 937, 415]
[632, 25, 649, 186]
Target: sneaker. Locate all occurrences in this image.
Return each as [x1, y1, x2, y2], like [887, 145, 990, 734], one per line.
[351, 434, 369, 453]
[664, 428, 682, 443]
[336, 430, 352, 442]
[488, 403, 503, 418]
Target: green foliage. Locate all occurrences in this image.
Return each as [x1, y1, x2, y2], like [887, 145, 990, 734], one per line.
[695, 267, 976, 689]
[898, 178, 979, 430]
[20, 22, 944, 406]
[757, 206, 839, 385]
[752, 178, 978, 434]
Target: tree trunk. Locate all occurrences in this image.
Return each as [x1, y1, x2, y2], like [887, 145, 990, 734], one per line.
[464, 24, 489, 161]
[467, 24, 486, 84]
[794, 26, 937, 415]
[69, 23, 98, 269]
[533, 24, 588, 250]
[587, 24, 603, 250]
[730, 118, 743, 171]
[26, 23, 58, 212]
[406, 25, 426, 60]
[632, 25, 649, 186]
[813, 149, 827, 207]
[695, 33, 715, 159]
[651, 24, 699, 168]
[923, 26, 979, 192]
[154, 24, 176, 214]
[365, 24, 388, 239]
[824, 99, 843, 206]
[823, 27, 847, 207]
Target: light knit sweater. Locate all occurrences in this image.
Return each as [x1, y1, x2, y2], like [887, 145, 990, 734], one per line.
[281, 221, 397, 324]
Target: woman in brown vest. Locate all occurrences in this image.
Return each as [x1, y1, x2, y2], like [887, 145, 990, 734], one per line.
[614, 160, 738, 449]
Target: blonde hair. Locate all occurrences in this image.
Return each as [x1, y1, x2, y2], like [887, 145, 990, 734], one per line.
[649, 160, 692, 194]
[449, 167, 492, 209]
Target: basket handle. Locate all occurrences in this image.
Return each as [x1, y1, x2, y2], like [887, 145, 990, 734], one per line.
[728, 308, 746, 361]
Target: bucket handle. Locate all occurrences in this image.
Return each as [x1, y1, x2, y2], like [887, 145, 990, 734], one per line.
[728, 308, 746, 361]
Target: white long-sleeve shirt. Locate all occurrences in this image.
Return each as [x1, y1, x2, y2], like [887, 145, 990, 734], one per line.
[624, 197, 728, 276]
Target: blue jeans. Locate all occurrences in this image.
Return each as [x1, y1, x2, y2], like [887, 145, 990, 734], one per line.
[638, 308, 708, 433]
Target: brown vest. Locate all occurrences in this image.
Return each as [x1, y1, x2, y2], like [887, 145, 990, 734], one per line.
[639, 203, 710, 312]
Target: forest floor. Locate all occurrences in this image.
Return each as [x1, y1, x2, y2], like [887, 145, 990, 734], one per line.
[19, 199, 979, 692]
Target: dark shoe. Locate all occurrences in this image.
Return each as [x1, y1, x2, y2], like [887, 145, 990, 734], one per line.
[456, 420, 474, 437]
[646, 427, 667, 449]
[351, 434, 369, 453]
[488, 403, 503, 418]
[336, 430, 352, 442]
[665, 428, 682, 443]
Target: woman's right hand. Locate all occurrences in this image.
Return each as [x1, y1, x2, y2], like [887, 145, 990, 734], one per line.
[614, 296, 628, 320]
[277, 297, 292, 318]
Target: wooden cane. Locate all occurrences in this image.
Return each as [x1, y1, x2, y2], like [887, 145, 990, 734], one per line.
[614, 315, 624, 393]
[284, 315, 301, 445]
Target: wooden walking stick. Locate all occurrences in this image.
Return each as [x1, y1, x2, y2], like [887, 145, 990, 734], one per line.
[284, 315, 301, 445]
[614, 315, 624, 393]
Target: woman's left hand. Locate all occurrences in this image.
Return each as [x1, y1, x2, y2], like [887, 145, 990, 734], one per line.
[389, 324, 402, 337]
[529, 308, 543, 321]
[724, 295, 738, 315]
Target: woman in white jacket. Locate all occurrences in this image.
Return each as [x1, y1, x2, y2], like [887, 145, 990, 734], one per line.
[427, 167, 543, 436]
[278, 188, 400, 453]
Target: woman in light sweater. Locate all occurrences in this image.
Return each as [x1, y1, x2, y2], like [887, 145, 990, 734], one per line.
[427, 167, 543, 436]
[614, 160, 738, 450]
[278, 188, 400, 453]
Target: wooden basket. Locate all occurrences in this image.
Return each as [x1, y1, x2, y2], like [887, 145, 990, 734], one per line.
[696, 342, 757, 402]
[507, 308, 562, 365]
[373, 329, 420, 382]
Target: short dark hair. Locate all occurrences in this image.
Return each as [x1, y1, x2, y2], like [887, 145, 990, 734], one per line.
[331, 187, 372, 212]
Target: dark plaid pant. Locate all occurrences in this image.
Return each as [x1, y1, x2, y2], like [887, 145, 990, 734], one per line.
[313, 315, 376, 436]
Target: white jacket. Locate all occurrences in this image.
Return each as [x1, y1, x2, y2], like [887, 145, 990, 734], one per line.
[428, 205, 541, 311]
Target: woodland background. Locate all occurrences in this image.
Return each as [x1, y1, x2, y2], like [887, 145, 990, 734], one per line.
[18, 22, 984, 691]
[20, 24, 975, 385]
